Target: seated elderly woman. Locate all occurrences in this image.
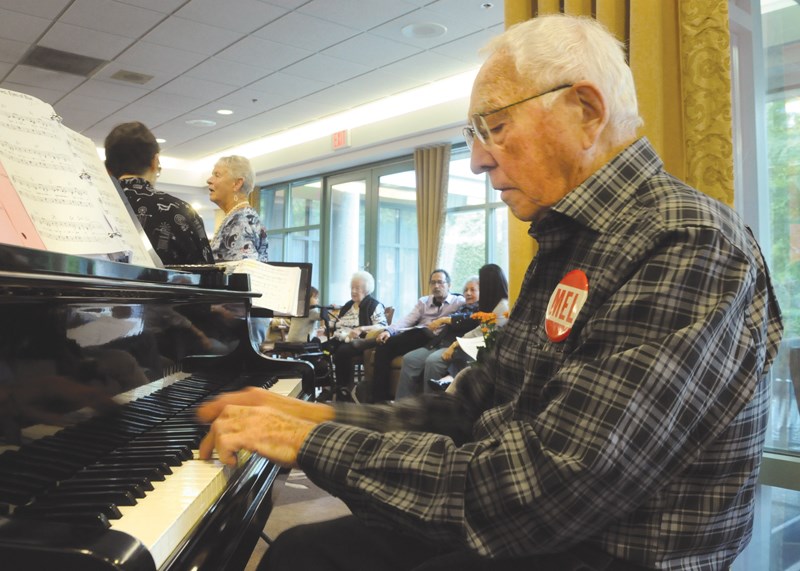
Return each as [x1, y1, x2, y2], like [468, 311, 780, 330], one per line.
[395, 263, 509, 399]
[323, 271, 387, 393]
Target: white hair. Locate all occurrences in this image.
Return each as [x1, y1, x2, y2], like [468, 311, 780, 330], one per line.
[483, 14, 643, 144]
[218, 155, 255, 194]
[351, 271, 375, 295]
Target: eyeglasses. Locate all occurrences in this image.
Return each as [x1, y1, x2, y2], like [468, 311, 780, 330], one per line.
[462, 83, 573, 150]
[429, 279, 447, 286]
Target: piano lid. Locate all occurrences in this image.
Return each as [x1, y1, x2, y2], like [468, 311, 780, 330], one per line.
[0, 243, 253, 446]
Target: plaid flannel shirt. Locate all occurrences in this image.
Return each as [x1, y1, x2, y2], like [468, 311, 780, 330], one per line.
[298, 138, 783, 570]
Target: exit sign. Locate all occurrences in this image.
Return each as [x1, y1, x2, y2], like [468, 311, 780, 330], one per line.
[331, 129, 350, 150]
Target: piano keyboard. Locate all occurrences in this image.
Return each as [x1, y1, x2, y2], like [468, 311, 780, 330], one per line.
[1, 374, 302, 570]
[111, 376, 302, 569]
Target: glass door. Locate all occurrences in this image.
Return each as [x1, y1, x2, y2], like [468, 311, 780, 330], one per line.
[327, 172, 368, 305]
[324, 159, 417, 315]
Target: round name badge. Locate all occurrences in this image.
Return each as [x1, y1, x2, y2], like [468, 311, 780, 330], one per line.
[545, 269, 589, 343]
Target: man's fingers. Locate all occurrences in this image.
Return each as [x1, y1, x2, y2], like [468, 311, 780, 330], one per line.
[196, 387, 277, 422]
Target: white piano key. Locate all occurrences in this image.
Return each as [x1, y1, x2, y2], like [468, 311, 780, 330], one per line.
[109, 376, 302, 568]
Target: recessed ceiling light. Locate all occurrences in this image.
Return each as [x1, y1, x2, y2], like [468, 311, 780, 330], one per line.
[156, 138, 166, 143]
[216, 109, 234, 115]
[185, 119, 216, 127]
[401, 22, 447, 39]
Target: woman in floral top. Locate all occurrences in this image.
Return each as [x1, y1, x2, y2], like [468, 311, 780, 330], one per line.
[207, 155, 268, 262]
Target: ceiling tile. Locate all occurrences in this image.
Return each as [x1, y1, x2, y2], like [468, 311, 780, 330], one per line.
[92, 62, 172, 90]
[184, 57, 270, 87]
[39, 22, 135, 60]
[5, 65, 85, 92]
[258, 0, 308, 9]
[380, 50, 470, 81]
[210, 86, 296, 111]
[186, 99, 266, 121]
[425, 0, 505, 27]
[92, 101, 183, 132]
[252, 11, 358, 52]
[334, 68, 419, 100]
[61, 0, 167, 39]
[0, 38, 29, 65]
[158, 75, 236, 100]
[176, 0, 287, 34]
[138, 118, 209, 147]
[0, 8, 52, 44]
[369, 8, 483, 49]
[115, 0, 186, 13]
[0, 0, 72, 20]
[56, 91, 128, 116]
[285, 86, 347, 116]
[280, 53, 369, 85]
[144, 17, 244, 55]
[323, 33, 421, 68]
[0, 81, 68, 105]
[115, 42, 208, 75]
[53, 106, 106, 131]
[431, 25, 501, 63]
[296, 0, 420, 31]
[69, 78, 150, 104]
[217, 36, 311, 70]
[136, 89, 206, 113]
[248, 71, 328, 99]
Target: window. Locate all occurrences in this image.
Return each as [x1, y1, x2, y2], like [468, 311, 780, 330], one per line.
[439, 148, 509, 293]
[257, 177, 321, 279]
[326, 160, 418, 316]
[730, 0, 800, 568]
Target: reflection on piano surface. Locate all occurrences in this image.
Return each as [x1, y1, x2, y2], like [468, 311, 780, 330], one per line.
[0, 244, 315, 570]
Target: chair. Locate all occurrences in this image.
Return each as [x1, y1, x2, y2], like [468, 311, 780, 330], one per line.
[352, 306, 394, 386]
[361, 306, 405, 399]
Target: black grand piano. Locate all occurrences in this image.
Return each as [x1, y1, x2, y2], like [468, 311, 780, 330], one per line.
[0, 244, 316, 570]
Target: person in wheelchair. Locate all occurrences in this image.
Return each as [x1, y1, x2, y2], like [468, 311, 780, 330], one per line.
[322, 271, 387, 396]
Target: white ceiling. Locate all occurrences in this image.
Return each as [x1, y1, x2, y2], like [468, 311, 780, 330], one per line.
[0, 0, 504, 161]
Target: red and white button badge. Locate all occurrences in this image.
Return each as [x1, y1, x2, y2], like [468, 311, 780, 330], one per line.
[545, 269, 589, 342]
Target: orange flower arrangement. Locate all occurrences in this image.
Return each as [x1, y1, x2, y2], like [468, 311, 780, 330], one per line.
[471, 311, 499, 362]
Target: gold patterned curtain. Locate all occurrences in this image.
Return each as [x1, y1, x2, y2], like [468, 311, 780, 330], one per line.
[414, 144, 451, 294]
[504, 0, 734, 302]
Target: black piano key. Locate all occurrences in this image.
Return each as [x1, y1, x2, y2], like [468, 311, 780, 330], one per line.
[75, 466, 167, 481]
[57, 476, 154, 492]
[103, 452, 183, 467]
[53, 481, 146, 498]
[117, 444, 193, 459]
[0, 471, 52, 490]
[0, 456, 78, 479]
[14, 509, 112, 530]
[16, 501, 122, 520]
[86, 460, 173, 474]
[0, 486, 35, 506]
[38, 490, 137, 506]
[26, 440, 106, 461]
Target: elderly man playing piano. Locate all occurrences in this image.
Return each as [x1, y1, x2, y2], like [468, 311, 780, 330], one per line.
[197, 14, 782, 571]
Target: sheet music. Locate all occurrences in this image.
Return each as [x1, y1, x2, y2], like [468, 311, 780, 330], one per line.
[0, 160, 44, 248]
[0, 88, 155, 267]
[455, 335, 485, 361]
[216, 259, 302, 314]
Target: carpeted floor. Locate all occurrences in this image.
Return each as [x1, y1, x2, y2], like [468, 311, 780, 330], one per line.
[244, 470, 351, 570]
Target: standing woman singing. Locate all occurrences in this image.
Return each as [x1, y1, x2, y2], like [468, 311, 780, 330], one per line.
[207, 155, 268, 263]
[207, 155, 270, 344]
